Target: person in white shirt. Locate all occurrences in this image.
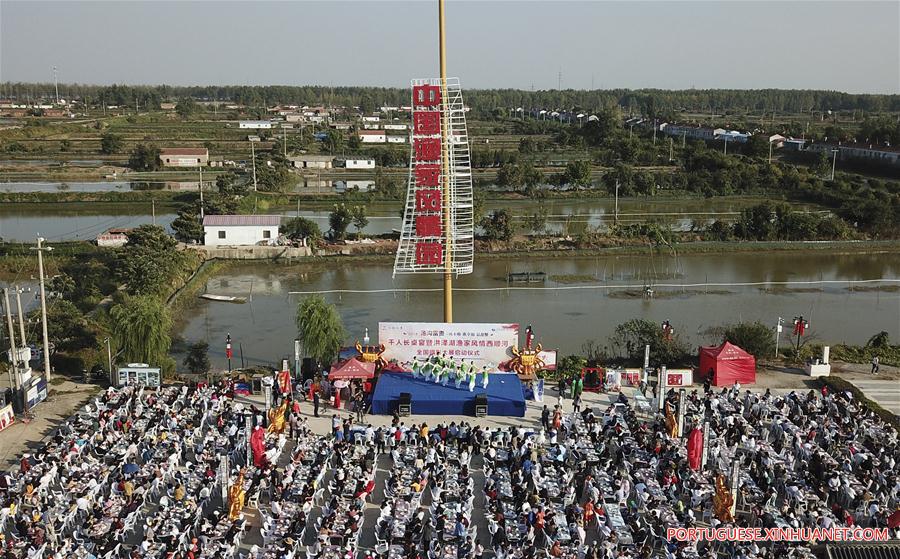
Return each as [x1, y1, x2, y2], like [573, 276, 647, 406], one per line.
[76, 496, 90, 512]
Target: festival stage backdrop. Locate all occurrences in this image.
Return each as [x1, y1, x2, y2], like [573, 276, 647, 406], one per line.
[379, 322, 519, 367]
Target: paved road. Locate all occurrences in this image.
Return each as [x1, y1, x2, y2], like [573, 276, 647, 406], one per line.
[845, 378, 900, 416]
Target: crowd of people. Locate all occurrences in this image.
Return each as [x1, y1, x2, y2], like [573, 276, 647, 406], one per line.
[1, 374, 898, 559]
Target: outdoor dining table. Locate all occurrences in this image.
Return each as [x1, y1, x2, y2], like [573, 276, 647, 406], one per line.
[318, 544, 345, 559]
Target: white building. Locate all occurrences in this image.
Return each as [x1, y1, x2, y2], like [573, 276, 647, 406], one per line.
[662, 124, 717, 141]
[203, 215, 281, 246]
[239, 120, 272, 129]
[96, 228, 131, 248]
[387, 135, 407, 144]
[383, 124, 408, 131]
[358, 130, 386, 143]
[159, 147, 209, 167]
[340, 157, 376, 169]
[361, 116, 380, 122]
[288, 155, 335, 169]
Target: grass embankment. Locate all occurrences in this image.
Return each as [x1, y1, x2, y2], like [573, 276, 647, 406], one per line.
[0, 190, 185, 205]
[472, 239, 900, 259]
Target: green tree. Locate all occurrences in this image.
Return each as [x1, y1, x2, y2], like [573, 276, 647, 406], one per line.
[282, 217, 322, 243]
[722, 322, 774, 359]
[109, 295, 172, 366]
[128, 143, 160, 171]
[481, 209, 514, 242]
[170, 209, 203, 243]
[350, 205, 369, 237]
[608, 319, 689, 366]
[254, 159, 294, 192]
[28, 300, 92, 352]
[323, 129, 344, 154]
[866, 331, 890, 349]
[563, 160, 592, 187]
[175, 97, 197, 119]
[49, 273, 77, 300]
[115, 224, 182, 295]
[183, 341, 211, 376]
[100, 132, 124, 154]
[329, 203, 353, 240]
[743, 134, 769, 158]
[524, 206, 549, 234]
[734, 201, 778, 241]
[216, 172, 249, 197]
[373, 168, 402, 199]
[556, 355, 587, 380]
[295, 295, 347, 366]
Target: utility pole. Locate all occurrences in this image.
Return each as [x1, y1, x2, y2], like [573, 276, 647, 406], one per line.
[53, 66, 59, 105]
[250, 140, 258, 192]
[614, 180, 620, 224]
[652, 119, 657, 145]
[152, 199, 156, 225]
[669, 137, 674, 162]
[774, 317, 784, 357]
[682, 131, 686, 148]
[199, 164, 205, 220]
[439, 0, 453, 323]
[3, 289, 20, 390]
[283, 124, 288, 158]
[723, 135, 728, 155]
[830, 149, 838, 181]
[768, 140, 773, 164]
[104, 337, 113, 385]
[31, 238, 53, 382]
[14, 288, 26, 351]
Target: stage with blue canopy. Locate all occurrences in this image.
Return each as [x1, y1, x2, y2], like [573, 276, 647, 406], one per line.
[370, 371, 526, 416]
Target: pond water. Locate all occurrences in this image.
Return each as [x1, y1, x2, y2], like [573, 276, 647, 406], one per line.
[173, 251, 900, 370]
[0, 197, 796, 241]
[0, 206, 177, 242]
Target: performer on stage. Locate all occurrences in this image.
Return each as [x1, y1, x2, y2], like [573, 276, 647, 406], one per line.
[467, 361, 477, 392]
[454, 359, 464, 389]
[440, 357, 450, 386]
[481, 366, 490, 389]
[434, 353, 445, 385]
[411, 358, 421, 379]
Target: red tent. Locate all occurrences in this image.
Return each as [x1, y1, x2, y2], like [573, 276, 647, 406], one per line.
[698, 342, 756, 386]
[328, 358, 376, 380]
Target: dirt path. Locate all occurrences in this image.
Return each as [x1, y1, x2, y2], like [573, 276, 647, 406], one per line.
[0, 379, 100, 470]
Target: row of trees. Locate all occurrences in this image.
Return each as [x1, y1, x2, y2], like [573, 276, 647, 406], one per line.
[556, 319, 777, 377]
[7, 82, 897, 115]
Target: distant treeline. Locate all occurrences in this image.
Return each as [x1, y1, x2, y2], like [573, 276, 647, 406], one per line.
[3, 82, 900, 116]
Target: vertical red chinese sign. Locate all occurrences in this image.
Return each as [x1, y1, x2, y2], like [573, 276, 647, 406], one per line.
[394, 78, 474, 276]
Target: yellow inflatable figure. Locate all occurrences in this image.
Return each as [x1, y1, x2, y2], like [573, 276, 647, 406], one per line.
[713, 473, 735, 523]
[267, 401, 288, 435]
[665, 401, 679, 438]
[227, 469, 246, 521]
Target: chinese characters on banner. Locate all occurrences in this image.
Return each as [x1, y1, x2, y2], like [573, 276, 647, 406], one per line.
[379, 322, 519, 367]
[412, 84, 444, 266]
[394, 78, 474, 276]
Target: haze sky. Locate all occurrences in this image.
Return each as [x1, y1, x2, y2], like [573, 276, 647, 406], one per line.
[1, 1, 898, 94]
